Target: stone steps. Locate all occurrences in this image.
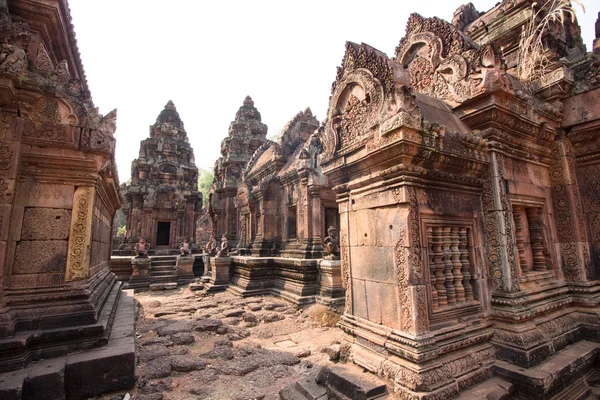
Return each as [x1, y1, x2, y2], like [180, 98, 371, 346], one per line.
[493, 340, 600, 399]
[149, 283, 177, 291]
[148, 257, 178, 289]
[0, 289, 136, 399]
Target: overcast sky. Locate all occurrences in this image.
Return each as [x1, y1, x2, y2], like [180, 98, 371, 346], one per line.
[68, 0, 597, 183]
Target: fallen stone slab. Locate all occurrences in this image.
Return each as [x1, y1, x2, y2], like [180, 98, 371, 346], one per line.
[322, 344, 340, 361]
[242, 312, 258, 323]
[223, 309, 245, 317]
[171, 332, 195, 345]
[140, 345, 170, 362]
[221, 317, 240, 326]
[216, 358, 261, 376]
[200, 346, 234, 360]
[156, 322, 194, 336]
[169, 346, 189, 356]
[262, 312, 283, 323]
[171, 356, 206, 372]
[194, 318, 222, 331]
[144, 358, 172, 379]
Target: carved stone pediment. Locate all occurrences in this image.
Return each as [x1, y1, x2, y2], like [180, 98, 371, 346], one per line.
[322, 67, 385, 161]
[395, 13, 511, 107]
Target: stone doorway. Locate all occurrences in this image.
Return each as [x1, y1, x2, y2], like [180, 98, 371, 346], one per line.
[156, 221, 171, 246]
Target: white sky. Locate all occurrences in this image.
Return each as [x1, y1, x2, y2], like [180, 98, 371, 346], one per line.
[67, 0, 597, 183]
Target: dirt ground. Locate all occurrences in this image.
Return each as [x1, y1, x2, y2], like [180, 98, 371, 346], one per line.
[95, 286, 344, 400]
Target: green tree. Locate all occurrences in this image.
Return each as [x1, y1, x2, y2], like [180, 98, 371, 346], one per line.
[197, 167, 214, 207]
[117, 225, 127, 237]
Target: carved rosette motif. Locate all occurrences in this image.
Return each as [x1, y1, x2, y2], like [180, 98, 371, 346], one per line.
[65, 187, 94, 281]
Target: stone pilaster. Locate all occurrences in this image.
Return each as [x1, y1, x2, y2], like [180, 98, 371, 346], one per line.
[65, 186, 95, 282]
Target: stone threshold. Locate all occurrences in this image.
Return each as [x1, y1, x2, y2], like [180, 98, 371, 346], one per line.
[0, 289, 136, 399]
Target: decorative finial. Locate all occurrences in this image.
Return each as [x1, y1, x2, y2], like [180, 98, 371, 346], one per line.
[243, 96, 254, 107]
[166, 100, 176, 110]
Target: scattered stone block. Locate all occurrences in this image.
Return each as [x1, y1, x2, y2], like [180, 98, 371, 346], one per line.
[171, 356, 206, 372]
[140, 345, 170, 362]
[171, 333, 195, 345]
[322, 344, 341, 361]
[195, 318, 222, 332]
[201, 347, 235, 360]
[144, 358, 172, 379]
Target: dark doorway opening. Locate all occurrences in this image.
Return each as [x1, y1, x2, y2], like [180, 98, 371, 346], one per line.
[156, 221, 170, 246]
[324, 207, 340, 236]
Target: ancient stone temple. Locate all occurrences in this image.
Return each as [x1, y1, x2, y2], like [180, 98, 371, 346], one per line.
[0, 0, 134, 397]
[229, 108, 339, 304]
[209, 96, 268, 246]
[121, 101, 201, 252]
[304, 1, 600, 398]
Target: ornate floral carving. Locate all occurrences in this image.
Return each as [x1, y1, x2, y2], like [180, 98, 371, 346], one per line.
[0, 140, 12, 175]
[340, 230, 351, 314]
[395, 13, 510, 106]
[66, 188, 92, 281]
[408, 187, 422, 282]
[395, 226, 413, 332]
[482, 153, 519, 292]
[550, 139, 586, 281]
[580, 163, 600, 272]
[34, 42, 54, 73]
[0, 177, 8, 202]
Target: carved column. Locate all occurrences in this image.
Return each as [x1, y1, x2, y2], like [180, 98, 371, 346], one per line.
[482, 148, 519, 293]
[526, 207, 547, 272]
[427, 226, 439, 310]
[550, 137, 591, 282]
[513, 205, 530, 273]
[432, 226, 447, 306]
[459, 227, 474, 301]
[450, 227, 465, 303]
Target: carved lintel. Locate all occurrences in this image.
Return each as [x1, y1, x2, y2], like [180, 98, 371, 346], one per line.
[65, 186, 94, 281]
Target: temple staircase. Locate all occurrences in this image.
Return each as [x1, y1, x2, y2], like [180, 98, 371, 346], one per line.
[149, 255, 178, 290]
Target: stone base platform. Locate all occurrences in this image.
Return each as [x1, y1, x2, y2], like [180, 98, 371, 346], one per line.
[109, 256, 134, 281]
[0, 289, 136, 399]
[230, 256, 319, 305]
[204, 257, 231, 294]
